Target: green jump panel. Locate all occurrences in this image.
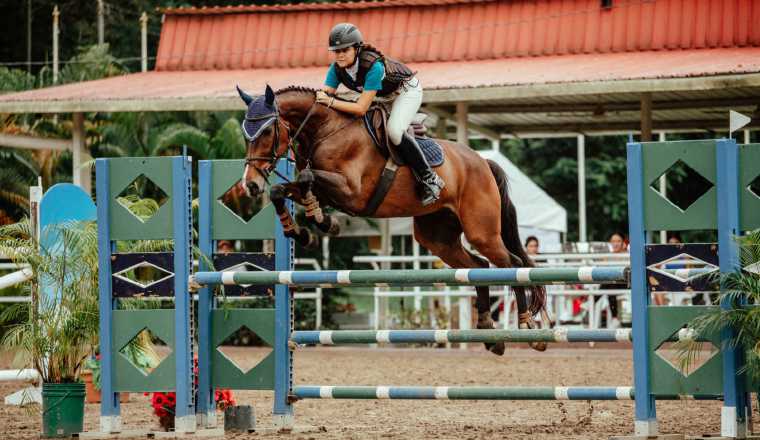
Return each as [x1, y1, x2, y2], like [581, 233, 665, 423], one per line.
[740, 144, 760, 231]
[208, 160, 277, 240]
[648, 306, 722, 398]
[642, 140, 717, 231]
[108, 156, 175, 240]
[111, 309, 175, 392]
[211, 308, 276, 390]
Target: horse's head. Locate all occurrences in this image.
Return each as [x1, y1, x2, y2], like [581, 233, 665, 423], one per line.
[238, 84, 289, 198]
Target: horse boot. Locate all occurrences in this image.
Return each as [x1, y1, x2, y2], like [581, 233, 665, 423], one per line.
[397, 132, 445, 206]
[519, 311, 548, 352]
[477, 311, 505, 356]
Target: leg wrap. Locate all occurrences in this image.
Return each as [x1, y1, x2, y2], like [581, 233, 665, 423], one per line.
[303, 192, 324, 224]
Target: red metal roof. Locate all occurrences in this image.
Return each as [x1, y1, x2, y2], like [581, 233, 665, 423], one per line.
[3, 47, 758, 107]
[162, 0, 492, 14]
[156, 0, 760, 71]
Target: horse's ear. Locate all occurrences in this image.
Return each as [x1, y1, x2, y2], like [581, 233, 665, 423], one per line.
[265, 84, 275, 106]
[236, 85, 253, 106]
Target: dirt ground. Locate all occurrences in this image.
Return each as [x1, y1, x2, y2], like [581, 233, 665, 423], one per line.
[0, 345, 747, 439]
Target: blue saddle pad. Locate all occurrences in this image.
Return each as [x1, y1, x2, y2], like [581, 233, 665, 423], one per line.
[417, 137, 444, 167]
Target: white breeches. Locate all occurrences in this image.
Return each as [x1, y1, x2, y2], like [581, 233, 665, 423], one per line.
[386, 77, 423, 146]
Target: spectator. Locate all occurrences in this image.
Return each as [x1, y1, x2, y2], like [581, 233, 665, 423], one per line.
[667, 232, 682, 245]
[524, 236, 539, 255]
[598, 232, 628, 328]
[217, 240, 235, 254]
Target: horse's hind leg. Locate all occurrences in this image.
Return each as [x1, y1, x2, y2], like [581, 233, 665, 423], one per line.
[413, 211, 506, 356]
[457, 185, 548, 351]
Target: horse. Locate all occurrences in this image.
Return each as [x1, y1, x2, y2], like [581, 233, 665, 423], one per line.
[237, 84, 547, 354]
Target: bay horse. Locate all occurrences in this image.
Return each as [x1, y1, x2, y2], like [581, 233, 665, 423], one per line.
[238, 84, 547, 354]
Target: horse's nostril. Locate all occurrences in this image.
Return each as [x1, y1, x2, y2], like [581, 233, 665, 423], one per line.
[246, 181, 259, 195]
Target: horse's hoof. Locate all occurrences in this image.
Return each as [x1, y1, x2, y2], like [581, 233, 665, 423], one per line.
[326, 217, 340, 236]
[477, 314, 504, 356]
[519, 311, 548, 352]
[484, 341, 506, 356]
[528, 340, 548, 352]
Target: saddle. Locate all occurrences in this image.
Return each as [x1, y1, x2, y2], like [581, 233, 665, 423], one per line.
[363, 105, 444, 168]
[356, 105, 445, 217]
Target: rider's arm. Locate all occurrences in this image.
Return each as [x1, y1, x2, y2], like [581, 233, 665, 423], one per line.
[329, 90, 377, 116]
[323, 63, 339, 95]
[325, 61, 383, 116]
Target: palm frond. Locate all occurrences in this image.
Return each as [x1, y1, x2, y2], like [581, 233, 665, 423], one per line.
[151, 123, 210, 158]
[209, 118, 246, 159]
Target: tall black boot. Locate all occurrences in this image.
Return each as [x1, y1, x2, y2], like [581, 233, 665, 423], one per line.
[397, 132, 445, 205]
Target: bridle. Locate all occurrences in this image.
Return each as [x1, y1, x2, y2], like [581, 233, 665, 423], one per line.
[243, 95, 362, 184]
[243, 98, 317, 183]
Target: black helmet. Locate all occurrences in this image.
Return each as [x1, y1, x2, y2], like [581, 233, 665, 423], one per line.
[328, 23, 363, 51]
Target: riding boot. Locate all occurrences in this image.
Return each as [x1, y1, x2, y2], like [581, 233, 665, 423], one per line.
[397, 132, 445, 206]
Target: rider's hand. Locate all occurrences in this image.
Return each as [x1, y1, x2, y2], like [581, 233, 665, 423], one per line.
[316, 90, 334, 107]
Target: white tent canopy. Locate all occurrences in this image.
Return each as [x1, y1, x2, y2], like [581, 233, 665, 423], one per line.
[335, 150, 567, 249]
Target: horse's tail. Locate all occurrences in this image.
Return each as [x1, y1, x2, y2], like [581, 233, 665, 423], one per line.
[486, 159, 546, 316]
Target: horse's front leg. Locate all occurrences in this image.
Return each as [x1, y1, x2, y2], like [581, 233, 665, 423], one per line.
[297, 169, 340, 235]
[269, 183, 318, 248]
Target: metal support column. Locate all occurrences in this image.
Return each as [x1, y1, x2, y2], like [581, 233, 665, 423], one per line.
[456, 102, 468, 146]
[640, 93, 652, 142]
[658, 132, 667, 243]
[577, 134, 587, 243]
[140, 13, 148, 72]
[72, 113, 91, 194]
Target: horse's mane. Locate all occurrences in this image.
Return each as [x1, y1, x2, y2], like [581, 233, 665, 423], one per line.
[275, 84, 355, 107]
[275, 85, 317, 96]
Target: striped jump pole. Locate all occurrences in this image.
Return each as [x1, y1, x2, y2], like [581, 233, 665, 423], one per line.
[291, 329, 633, 345]
[293, 386, 635, 400]
[290, 328, 700, 345]
[194, 266, 629, 288]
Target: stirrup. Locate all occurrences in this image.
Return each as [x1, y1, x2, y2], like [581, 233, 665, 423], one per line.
[420, 173, 445, 206]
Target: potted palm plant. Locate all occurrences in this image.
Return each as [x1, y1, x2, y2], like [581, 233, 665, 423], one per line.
[678, 230, 760, 397]
[0, 219, 99, 438]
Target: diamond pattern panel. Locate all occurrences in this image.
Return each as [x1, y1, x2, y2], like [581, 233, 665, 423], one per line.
[216, 326, 273, 374]
[649, 160, 714, 212]
[645, 244, 719, 293]
[116, 174, 169, 223]
[219, 181, 265, 223]
[111, 252, 175, 297]
[119, 328, 172, 377]
[654, 337, 719, 378]
[212, 252, 275, 297]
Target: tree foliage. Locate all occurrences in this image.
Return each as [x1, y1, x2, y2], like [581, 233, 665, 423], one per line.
[500, 136, 629, 242]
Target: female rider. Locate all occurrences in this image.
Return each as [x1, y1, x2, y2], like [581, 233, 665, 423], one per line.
[315, 23, 444, 206]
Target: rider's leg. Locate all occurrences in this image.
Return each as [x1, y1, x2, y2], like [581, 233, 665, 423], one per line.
[387, 78, 444, 205]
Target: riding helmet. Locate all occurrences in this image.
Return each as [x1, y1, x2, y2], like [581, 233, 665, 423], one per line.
[328, 23, 363, 51]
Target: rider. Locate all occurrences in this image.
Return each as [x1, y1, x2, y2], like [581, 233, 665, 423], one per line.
[315, 23, 444, 206]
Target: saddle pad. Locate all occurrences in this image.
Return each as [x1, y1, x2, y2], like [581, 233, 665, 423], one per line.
[417, 137, 444, 168]
[363, 108, 444, 168]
